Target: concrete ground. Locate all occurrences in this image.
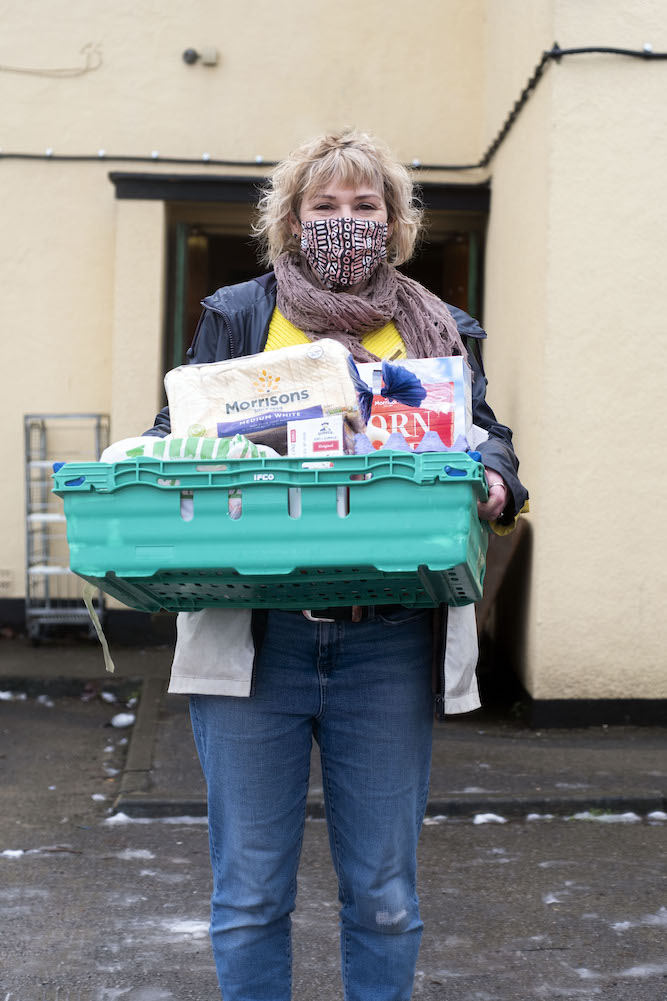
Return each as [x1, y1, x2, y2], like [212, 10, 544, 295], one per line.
[1, 641, 666, 1000]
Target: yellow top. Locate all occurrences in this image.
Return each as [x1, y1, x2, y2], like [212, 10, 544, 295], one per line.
[264, 307, 406, 360]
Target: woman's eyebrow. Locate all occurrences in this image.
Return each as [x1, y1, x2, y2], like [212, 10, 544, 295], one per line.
[308, 192, 381, 201]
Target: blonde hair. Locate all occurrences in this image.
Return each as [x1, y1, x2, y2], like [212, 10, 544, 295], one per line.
[253, 130, 423, 267]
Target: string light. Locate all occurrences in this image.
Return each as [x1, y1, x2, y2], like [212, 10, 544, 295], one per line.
[1, 43, 665, 173]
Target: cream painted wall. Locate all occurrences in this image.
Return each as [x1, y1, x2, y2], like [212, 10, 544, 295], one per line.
[536, 0, 667, 698]
[110, 199, 166, 442]
[2, 0, 488, 602]
[481, 1, 555, 696]
[482, 0, 667, 698]
[2, 162, 115, 599]
[3, 0, 666, 703]
[3, 0, 484, 165]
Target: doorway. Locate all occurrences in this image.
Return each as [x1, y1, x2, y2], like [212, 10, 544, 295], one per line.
[163, 198, 487, 379]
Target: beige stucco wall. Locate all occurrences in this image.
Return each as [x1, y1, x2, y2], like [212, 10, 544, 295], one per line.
[1, 0, 486, 604]
[3, 0, 666, 701]
[3, 0, 484, 165]
[482, 0, 667, 698]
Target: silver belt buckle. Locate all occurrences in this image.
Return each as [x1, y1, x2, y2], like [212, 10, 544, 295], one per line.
[302, 609, 336, 623]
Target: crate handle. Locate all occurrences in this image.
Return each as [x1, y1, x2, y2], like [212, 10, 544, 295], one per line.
[444, 466, 467, 478]
[65, 475, 86, 487]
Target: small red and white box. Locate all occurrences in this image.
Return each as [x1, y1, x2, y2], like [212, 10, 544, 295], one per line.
[287, 414, 346, 457]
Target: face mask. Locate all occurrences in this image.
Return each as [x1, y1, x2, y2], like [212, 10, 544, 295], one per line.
[299, 217, 388, 289]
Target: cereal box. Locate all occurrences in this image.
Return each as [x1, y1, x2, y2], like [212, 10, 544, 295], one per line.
[356, 357, 472, 450]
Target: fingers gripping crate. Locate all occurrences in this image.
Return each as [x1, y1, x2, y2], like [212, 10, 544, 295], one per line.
[52, 453, 489, 611]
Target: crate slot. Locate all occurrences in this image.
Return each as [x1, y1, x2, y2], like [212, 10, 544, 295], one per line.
[336, 486, 350, 518]
[180, 491, 194, 522]
[229, 489, 242, 519]
[288, 487, 302, 519]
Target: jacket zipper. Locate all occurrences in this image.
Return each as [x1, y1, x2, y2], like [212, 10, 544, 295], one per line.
[201, 303, 236, 359]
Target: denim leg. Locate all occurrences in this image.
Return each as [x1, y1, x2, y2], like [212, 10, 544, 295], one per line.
[314, 611, 434, 1001]
[189, 614, 320, 1001]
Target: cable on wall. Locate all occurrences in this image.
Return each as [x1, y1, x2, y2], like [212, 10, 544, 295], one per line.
[0, 42, 102, 78]
[0, 43, 665, 171]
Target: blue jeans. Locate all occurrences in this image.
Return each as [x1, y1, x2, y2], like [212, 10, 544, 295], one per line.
[189, 607, 433, 1001]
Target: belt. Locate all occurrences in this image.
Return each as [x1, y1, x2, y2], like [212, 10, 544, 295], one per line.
[285, 605, 404, 623]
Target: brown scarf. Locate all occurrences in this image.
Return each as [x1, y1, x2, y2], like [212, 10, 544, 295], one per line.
[273, 252, 468, 363]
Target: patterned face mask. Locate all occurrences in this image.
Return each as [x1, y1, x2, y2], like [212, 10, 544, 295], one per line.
[299, 217, 388, 289]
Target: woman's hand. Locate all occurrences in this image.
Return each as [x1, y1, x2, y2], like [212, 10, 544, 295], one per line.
[477, 467, 509, 522]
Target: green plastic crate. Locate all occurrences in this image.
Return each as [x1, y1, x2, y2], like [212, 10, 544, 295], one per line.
[52, 453, 489, 611]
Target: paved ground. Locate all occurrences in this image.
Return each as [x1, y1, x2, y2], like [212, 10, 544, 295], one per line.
[1, 670, 666, 1001]
[122, 688, 667, 820]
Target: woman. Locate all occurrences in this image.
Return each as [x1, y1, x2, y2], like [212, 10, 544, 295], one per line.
[146, 130, 527, 1001]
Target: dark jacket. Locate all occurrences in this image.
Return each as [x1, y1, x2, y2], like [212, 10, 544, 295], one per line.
[145, 271, 528, 520]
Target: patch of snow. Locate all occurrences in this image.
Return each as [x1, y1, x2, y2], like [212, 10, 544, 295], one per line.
[104, 766, 120, 776]
[574, 968, 601, 980]
[612, 906, 667, 931]
[163, 918, 209, 939]
[126, 696, 138, 709]
[1, 849, 25, 858]
[111, 712, 136, 728]
[48, 785, 56, 791]
[0, 887, 49, 900]
[619, 962, 667, 978]
[116, 848, 155, 860]
[104, 812, 207, 826]
[423, 814, 447, 825]
[473, 813, 506, 825]
[100, 691, 118, 703]
[126, 991, 174, 1001]
[104, 745, 114, 752]
[543, 892, 564, 905]
[0, 691, 15, 701]
[570, 811, 640, 823]
[648, 810, 667, 821]
[118, 737, 129, 745]
[104, 812, 151, 825]
[527, 813, 554, 821]
[92, 793, 107, 802]
[36, 694, 55, 707]
[97, 989, 133, 1001]
[160, 815, 208, 825]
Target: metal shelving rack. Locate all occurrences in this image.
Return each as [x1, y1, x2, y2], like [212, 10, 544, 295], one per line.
[24, 413, 110, 642]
